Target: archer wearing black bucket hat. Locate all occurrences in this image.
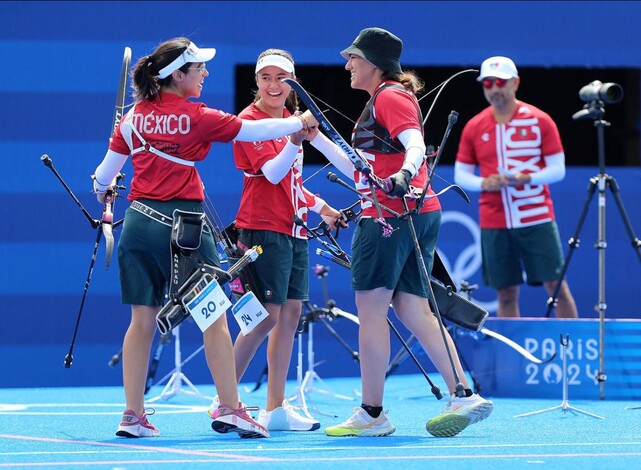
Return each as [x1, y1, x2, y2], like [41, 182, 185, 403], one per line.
[314, 26, 494, 439]
[340, 27, 403, 73]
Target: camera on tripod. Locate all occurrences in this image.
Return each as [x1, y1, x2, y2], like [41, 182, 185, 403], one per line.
[573, 80, 624, 121]
[579, 80, 623, 104]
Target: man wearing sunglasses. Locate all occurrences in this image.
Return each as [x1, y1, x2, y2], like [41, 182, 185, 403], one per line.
[453, 56, 577, 318]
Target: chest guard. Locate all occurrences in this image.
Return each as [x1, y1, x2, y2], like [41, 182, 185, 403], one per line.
[352, 84, 424, 155]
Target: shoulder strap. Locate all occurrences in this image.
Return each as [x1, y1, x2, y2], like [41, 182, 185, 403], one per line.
[120, 105, 196, 167]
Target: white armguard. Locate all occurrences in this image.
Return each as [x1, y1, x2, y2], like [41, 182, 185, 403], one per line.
[397, 128, 426, 178]
[235, 116, 303, 142]
[93, 149, 129, 191]
[261, 140, 301, 184]
[310, 132, 354, 177]
[529, 152, 565, 185]
[454, 161, 484, 192]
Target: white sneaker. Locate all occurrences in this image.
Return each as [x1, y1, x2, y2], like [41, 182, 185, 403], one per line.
[426, 393, 493, 437]
[325, 407, 395, 437]
[257, 399, 320, 431]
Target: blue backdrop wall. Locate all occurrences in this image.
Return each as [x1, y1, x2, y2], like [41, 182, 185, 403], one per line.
[1, 1, 640, 389]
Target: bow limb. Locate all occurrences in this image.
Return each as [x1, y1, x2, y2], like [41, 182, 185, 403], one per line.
[102, 47, 131, 270]
[480, 327, 557, 364]
[419, 68, 478, 127]
[101, 187, 115, 270]
[416, 70, 478, 201]
[414, 110, 465, 212]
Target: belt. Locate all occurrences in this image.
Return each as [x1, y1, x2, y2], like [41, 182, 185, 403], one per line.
[130, 200, 172, 227]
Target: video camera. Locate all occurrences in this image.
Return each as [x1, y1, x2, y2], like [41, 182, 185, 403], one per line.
[579, 80, 623, 104]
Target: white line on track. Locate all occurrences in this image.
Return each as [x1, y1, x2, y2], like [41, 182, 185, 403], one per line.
[2, 453, 641, 467]
[0, 403, 208, 415]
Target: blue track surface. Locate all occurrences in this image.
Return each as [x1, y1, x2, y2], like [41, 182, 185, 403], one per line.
[1, 374, 640, 469]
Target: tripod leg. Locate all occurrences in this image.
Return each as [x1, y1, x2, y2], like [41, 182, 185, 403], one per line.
[318, 317, 359, 362]
[251, 364, 269, 393]
[545, 177, 598, 317]
[606, 175, 641, 260]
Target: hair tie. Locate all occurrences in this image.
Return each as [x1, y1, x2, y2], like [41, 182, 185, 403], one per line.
[146, 55, 158, 75]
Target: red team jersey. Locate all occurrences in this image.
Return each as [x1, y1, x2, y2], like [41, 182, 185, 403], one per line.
[233, 103, 318, 239]
[457, 101, 561, 229]
[109, 92, 242, 201]
[353, 82, 441, 218]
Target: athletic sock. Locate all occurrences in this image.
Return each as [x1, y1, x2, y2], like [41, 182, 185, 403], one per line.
[361, 404, 383, 418]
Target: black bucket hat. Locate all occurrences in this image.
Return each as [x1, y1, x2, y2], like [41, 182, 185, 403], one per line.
[341, 27, 403, 73]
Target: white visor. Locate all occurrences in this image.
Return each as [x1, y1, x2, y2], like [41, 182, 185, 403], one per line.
[255, 54, 295, 75]
[157, 42, 217, 79]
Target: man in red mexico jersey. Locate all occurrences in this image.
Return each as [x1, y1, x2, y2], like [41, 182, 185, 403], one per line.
[454, 56, 577, 318]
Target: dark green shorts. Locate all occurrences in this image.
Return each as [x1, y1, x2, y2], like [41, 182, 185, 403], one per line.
[351, 211, 441, 297]
[238, 229, 309, 304]
[481, 221, 564, 289]
[117, 199, 220, 306]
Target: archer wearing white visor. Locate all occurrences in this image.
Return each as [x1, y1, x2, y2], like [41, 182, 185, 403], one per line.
[206, 48, 344, 433]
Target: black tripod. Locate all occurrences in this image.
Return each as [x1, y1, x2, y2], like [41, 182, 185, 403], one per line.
[253, 265, 360, 417]
[546, 96, 641, 400]
[288, 297, 360, 417]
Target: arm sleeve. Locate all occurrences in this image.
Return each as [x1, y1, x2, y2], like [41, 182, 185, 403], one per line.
[397, 128, 426, 177]
[260, 139, 301, 184]
[303, 187, 326, 213]
[454, 161, 484, 192]
[309, 132, 355, 177]
[93, 149, 129, 192]
[529, 151, 566, 185]
[235, 116, 303, 142]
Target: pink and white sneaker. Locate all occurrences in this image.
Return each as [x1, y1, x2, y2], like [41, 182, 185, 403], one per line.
[211, 404, 269, 438]
[116, 408, 160, 438]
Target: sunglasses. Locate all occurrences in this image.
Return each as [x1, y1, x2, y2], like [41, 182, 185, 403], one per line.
[482, 77, 508, 89]
[188, 64, 207, 74]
